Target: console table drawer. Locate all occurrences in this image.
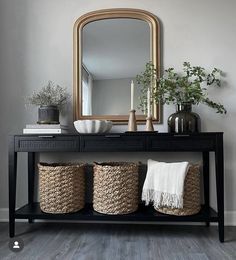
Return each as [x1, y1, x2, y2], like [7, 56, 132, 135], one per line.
[148, 135, 215, 151]
[15, 136, 80, 152]
[81, 135, 146, 152]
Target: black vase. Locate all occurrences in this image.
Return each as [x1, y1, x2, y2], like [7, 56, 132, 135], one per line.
[38, 105, 60, 124]
[168, 103, 200, 133]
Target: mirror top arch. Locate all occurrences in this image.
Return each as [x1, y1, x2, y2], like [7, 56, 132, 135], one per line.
[74, 8, 160, 29]
[73, 8, 161, 123]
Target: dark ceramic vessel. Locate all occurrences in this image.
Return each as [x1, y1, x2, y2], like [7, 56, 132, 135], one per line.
[168, 103, 200, 133]
[38, 105, 59, 124]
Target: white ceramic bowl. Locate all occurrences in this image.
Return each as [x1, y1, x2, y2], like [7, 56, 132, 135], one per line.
[74, 120, 112, 134]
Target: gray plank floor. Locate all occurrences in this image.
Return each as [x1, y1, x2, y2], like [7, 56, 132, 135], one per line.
[0, 223, 236, 260]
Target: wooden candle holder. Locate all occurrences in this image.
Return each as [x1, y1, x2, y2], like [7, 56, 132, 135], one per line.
[145, 116, 154, 131]
[128, 110, 137, 131]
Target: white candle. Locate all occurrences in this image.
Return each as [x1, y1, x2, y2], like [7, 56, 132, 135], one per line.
[143, 103, 146, 116]
[147, 88, 151, 117]
[131, 80, 134, 110]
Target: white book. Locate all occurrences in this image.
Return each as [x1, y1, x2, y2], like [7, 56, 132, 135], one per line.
[26, 124, 68, 129]
[23, 128, 67, 134]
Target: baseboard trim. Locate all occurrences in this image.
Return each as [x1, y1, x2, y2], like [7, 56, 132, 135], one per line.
[225, 211, 236, 226]
[1, 208, 236, 225]
[0, 208, 8, 222]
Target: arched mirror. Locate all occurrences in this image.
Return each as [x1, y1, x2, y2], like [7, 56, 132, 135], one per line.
[73, 9, 160, 123]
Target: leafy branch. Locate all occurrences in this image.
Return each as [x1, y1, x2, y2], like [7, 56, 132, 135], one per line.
[136, 62, 227, 114]
[136, 62, 158, 114]
[27, 81, 70, 111]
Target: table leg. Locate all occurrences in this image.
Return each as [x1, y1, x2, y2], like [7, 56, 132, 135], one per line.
[215, 134, 224, 242]
[9, 137, 17, 237]
[28, 152, 35, 223]
[203, 151, 210, 227]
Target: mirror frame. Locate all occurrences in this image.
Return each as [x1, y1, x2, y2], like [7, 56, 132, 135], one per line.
[73, 8, 161, 123]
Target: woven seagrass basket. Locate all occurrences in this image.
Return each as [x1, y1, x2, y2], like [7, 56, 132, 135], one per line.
[38, 163, 85, 214]
[93, 162, 139, 215]
[156, 165, 201, 216]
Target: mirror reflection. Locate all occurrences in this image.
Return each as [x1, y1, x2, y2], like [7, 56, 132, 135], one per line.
[82, 18, 150, 116]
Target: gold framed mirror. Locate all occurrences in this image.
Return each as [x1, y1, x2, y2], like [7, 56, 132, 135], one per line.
[73, 8, 161, 123]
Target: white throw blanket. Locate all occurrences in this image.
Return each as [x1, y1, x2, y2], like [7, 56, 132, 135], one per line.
[142, 160, 189, 209]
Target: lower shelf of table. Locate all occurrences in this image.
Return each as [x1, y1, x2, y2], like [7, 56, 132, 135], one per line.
[15, 203, 218, 222]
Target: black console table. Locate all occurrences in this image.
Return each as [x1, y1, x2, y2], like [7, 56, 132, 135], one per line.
[8, 132, 224, 242]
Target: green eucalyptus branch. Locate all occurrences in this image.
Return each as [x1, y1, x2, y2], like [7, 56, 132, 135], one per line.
[136, 62, 157, 114]
[136, 62, 227, 115]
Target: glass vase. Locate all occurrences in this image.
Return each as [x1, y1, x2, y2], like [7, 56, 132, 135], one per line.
[168, 103, 200, 133]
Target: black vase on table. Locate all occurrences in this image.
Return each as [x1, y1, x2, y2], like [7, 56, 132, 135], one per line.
[38, 105, 60, 124]
[168, 103, 200, 133]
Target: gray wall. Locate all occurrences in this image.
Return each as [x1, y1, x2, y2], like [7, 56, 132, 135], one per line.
[0, 0, 236, 220]
[92, 78, 143, 115]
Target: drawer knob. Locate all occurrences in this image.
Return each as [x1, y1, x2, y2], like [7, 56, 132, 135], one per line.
[105, 135, 121, 138]
[38, 135, 55, 138]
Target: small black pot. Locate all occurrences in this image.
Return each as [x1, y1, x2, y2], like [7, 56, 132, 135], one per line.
[38, 105, 59, 124]
[168, 103, 200, 133]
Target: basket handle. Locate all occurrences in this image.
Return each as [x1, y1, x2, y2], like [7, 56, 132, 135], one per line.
[94, 161, 102, 165]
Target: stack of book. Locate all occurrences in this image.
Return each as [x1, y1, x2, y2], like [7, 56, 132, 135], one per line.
[23, 124, 68, 134]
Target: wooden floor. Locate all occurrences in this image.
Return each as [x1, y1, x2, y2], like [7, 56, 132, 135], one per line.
[0, 223, 236, 260]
